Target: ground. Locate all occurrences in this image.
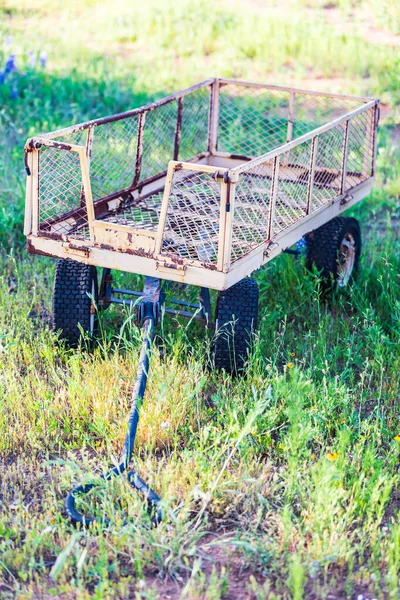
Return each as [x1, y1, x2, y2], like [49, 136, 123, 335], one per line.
[0, 1, 399, 599]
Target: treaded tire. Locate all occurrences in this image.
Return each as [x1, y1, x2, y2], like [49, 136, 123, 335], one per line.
[305, 216, 361, 291]
[214, 277, 259, 374]
[53, 259, 98, 347]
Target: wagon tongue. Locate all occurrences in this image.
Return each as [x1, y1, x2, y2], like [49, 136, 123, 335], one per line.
[65, 277, 164, 528]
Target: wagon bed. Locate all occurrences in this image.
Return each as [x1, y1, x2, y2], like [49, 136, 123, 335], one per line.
[24, 78, 379, 290]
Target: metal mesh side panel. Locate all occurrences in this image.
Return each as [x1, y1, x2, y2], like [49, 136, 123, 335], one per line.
[179, 87, 210, 160]
[35, 88, 212, 239]
[312, 122, 346, 208]
[161, 169, 221, 265]
[217, 83, 366, 158]
[89, 117, 139, 201]
[218, 84, 290, 157]
[274, 140, 313, 235]
[141, 101, 178, 180]
[229, 114, 367, 264]
[38, 146, 88, 238]
[345, 107, 375, 189]
[292, 93, 361, 138]
[230, 166, 272, 263]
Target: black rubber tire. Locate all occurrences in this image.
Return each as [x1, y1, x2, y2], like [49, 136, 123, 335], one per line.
[53, 259, 98, 347]
[214, 277, 259, 374]
[305, 216, 361, 291]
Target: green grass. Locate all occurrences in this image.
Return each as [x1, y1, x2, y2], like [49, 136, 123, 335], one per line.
[0, 1, 400, 598]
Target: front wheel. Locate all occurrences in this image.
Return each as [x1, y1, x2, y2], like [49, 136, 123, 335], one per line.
[305, 216, 361, 291]
[213, 277, 259, 375]
[53, 259, 98, 347]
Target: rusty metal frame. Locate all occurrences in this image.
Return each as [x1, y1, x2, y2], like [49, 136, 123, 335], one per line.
[24, 78, 380, 291]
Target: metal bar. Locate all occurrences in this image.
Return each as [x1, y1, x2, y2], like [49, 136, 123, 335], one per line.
[31, 150, 40, 236]
[199, 287, 212, 324]
[109, 296, 199, 319]
[231, 99, 377, 176]
[154, 162, 175, 256]
[267, 156, 280, 240]
[168, 160, 224, 175]
[80, 126, 94, 207]
[286, 92, 295, 144]
[363, 107, 375, 177]
[217, 178, 228, 271]
[111, 288, 200, 309]
[341, 120, 351, 194]
[306, 137, 318, 215]
[24, 151, 34, 236]
[208, 78, 220, 154]
[218, 78, 375, 102]
[132, 112, 146, 188]
[35, 79, 216, 141]
[371, 102, 380, 177]
[167, 298, 200, 309]
[222, 178, 236, 273]
[78, 147, 95, 241]
[112, 288, 142, 297]
[284, 92, 295, 164]
[174, 97, 183, 161]
[25, 138, 84, 152]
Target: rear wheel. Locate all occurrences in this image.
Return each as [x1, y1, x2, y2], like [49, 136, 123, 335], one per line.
[53, 259, 98, 347]
[214, 277, 259, 374]
[305, 216, 361, 291]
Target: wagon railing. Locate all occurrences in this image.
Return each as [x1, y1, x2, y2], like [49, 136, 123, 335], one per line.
[220, 97, 379, 270]
[24, 78, 379, 282]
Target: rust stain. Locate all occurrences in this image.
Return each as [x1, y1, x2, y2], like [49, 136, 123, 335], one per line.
[201, 262, 217, 270]
[26, 238, 53, 258]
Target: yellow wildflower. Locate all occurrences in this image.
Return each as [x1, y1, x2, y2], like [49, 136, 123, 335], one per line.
[327, 452, 339, 461]
[394, 435, 400, 442]
[287, 363, 294, 369]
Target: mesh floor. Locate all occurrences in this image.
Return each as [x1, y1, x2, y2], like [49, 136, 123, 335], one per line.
[64, 164, 366, 263]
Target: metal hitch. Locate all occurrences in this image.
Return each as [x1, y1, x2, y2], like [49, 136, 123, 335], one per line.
[65, 277, 165, 528]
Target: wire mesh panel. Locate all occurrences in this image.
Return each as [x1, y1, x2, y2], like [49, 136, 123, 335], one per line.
[38, 146, 88, 238]
[161, 168, 221, 265]
[273, 141, 313, 235]
[229, 101, 375, 265]
[104, 191, 163, 232]
[218, 83, 290, 157]
[312, 122, 346, 208]
[291, 93, 363, 139]
[217, 82, 367, 159]
[140, 101, 177, 181]
[346, 106, 375, 189]
[230, 166, 273, 263]
[179, 86, 210, 159]
[89, 117, 139, 200]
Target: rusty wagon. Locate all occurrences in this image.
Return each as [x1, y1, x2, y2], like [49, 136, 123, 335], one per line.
[24, 78, 380, 525]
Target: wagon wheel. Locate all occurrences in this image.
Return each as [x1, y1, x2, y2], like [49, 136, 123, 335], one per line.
[53, 259, 98, 347]
[305, 216, 361, 291]
[214, 277, 259, 375]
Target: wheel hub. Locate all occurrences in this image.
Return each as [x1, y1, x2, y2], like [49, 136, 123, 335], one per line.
[337, 232, 356, 287]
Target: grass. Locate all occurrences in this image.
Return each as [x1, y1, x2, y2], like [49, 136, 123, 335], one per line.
[0, 0, 399, 598]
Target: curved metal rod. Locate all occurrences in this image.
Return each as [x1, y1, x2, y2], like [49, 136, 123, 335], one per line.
[65, 317, 162, 527]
